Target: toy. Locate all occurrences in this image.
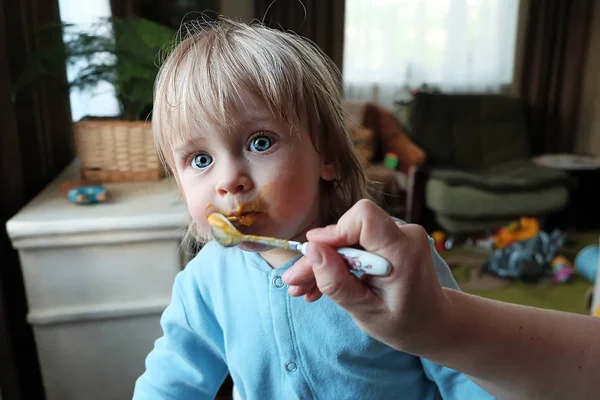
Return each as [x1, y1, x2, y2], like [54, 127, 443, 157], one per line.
[551, 255, 574, 284]
[485, 229, 567, 280]
[574, 245, 599, 282]
[465, 232, 496, 250]
[60, 180, 107, 205]
[383, 152, 399, 170]
[494, 217, 540, 249]
[432, 230, 447, 252]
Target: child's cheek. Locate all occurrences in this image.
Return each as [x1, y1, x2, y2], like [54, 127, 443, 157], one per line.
[266, 175, 318, 220]
[183, 193, 211, 234]
[193, 211, 211, 235]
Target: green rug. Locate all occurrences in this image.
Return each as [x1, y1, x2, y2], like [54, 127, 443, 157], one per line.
[444, 230, 598, 315]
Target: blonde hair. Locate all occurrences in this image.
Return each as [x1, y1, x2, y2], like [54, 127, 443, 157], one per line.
[153, 16, 372, 241]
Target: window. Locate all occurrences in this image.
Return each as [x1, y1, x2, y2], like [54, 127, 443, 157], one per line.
[343, 0, 520, 106]
[59, 0, 119, 121]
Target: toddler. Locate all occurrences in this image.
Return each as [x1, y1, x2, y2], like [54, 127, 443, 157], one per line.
[133, 16, 494, 400]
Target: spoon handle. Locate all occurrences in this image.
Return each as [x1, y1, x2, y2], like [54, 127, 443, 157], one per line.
[237, 235, 391, 276]
[295, 243, 391, 276]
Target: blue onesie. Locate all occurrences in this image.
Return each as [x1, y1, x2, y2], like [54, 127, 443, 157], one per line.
[133, 236, 495, 399]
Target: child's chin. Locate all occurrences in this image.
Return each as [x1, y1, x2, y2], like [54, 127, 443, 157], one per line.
[237, 242, 274, 253]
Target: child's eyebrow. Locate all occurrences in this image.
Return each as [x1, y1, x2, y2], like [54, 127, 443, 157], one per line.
[173, 137, 205, 154]
[171, 112, 285, 154]
[235, 113, 277, 126]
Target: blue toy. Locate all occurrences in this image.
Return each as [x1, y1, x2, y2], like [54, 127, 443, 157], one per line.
[61, 180, 107, 205]
[575, 245, 599, 282]
[67, 186, 107, 204]
[484, 229, 567, 280]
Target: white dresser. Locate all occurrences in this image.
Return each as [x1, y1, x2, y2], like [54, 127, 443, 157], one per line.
[5, 160, 189, 400]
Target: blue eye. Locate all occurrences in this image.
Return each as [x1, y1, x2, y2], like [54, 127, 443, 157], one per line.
[191, 154, 213, 169]
[249, 135, 273, 152]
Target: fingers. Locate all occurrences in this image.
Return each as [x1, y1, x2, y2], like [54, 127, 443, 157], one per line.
[306, 242, 380, 310]
[281, 257, 315, 285]
[287, 282, 317, 296]
[288, 283, 324, 302]
[284, 256, 323, 300]
[307, 199, 402, 253]
[282, 257, 314, 286]
[304, 286, 324, 302]
[307, 200, 407, 271]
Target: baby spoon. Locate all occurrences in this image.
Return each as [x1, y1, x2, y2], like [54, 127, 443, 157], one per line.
[208, 213, 391, 276]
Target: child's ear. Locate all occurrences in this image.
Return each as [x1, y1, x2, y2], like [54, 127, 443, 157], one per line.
[320, 160, 336, 181]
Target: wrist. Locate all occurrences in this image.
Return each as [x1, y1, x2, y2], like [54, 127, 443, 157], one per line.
[435, 287, 465, 353]
[401, 287, 463, 359]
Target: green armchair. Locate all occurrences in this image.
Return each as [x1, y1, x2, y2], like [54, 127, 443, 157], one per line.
[398, 92, 570, 233]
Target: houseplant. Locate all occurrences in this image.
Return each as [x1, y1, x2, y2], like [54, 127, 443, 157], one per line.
[14, 16, 175, 182]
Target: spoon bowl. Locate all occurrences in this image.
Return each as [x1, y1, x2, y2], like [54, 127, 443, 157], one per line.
[207, 213, 245, 247]
[208, 213, 295, 250]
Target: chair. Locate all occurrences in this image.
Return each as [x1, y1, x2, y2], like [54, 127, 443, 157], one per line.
[397, 92, 570, 233]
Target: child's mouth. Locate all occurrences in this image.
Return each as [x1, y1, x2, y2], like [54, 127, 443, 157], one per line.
[226, 212, 260, 227]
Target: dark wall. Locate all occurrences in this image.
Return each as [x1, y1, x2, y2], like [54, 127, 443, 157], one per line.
[255, 0, 346, 73]
[111, 0, 221, 28]
[0, 0, 75, 398]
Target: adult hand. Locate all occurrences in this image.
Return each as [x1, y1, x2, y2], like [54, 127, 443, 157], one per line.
[287, 201, 600, 400]
[282, 199, 450, 352]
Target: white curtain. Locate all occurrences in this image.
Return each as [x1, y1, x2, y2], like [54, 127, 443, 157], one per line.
[343, 0, 520, 107]
[58, 0, 120, 121]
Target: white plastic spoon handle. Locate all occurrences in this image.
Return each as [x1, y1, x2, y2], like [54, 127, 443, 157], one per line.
[297, 243, 391, 276]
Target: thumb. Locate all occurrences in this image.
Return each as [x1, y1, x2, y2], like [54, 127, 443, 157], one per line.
[306, 200, 404, 267]
[306, 242, 380, 310]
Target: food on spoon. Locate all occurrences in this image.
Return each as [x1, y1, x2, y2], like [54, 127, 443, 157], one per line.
[226, 212, 259, 226]
[207, 213, 238, 235]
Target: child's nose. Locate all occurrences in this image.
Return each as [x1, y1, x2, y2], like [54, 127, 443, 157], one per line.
[215, 171, 254, 196]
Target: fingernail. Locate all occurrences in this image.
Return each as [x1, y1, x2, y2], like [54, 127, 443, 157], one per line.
[282, 269, 292, 283]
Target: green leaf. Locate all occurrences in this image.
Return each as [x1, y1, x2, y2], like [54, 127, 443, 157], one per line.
[14, 16, 176, 120]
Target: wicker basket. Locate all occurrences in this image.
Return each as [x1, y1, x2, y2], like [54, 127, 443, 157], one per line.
[73, 118, 163, 182]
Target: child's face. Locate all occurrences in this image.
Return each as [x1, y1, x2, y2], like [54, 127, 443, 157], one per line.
[172, 95, 333, 249]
